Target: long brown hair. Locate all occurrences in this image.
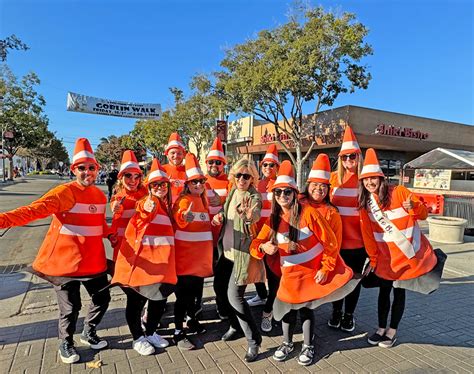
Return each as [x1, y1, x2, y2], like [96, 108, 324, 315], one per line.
[269, 188, 302, 253]
[358, 177, 390, 210]
[181, 181, 209, 210]
[146, 181, 173, 217]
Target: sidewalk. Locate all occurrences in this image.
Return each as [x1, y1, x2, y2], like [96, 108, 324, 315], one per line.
[0, 218, 473, 373]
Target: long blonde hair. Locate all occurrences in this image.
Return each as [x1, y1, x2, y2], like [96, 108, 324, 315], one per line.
[228, 158, 259, 189]
[336, 153, 364, 185]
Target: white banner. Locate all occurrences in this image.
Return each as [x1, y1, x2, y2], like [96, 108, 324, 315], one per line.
[66, 92, 161, 119]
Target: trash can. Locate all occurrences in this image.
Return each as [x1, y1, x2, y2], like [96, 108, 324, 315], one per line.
[427, 216, 467, 244]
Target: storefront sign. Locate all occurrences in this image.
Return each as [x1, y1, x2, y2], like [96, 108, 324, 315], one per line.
[67, 92, 162, 119]
[414, 169, 451, 190]
[216, 120, 228, 143]
[376, 124, 429, 140]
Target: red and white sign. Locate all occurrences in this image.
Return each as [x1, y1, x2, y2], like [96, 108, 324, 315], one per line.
[375, 124, 429, 140]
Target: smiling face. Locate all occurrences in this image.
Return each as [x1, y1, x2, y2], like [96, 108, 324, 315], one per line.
[274, 187, 295, 210]
[167, 148, 184, 166]
[261, 161, 278, 178]
[307, 182, 329, 203]
[235, 167, 253, 191]
[187, 178, 206, 196]
[149, 181, 169, 200]
[206, 159, 224, 177]
[122, 172, 142, 192]
[363, 177, 381, 194]
[341, 153, 359, 173]
[73, 162, 98, 187]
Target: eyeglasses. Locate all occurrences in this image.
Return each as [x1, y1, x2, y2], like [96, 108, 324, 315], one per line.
[124, 173, 141, 180]
[77, 165, 97, 172]
[150, 181, 168, 189]
[262, 163, 275, 168]
[207, 160, 222, 166]
[274, 188, 294, 197]
[190, 179, 206, 185]
[236, 173, 252, 180]
[341, 153, 357, 161]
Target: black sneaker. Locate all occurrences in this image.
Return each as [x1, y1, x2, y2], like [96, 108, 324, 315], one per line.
[367, 332, 385, 345]
[195, 305, 203, 320]
[378, 335, 397, 348]
[173, 331, 195, 351]
[273, 341, 294, 362]
[80, 329, 108, 349]
[187, 320, 206, 335]
[221, 327, 243, 341]
[58, 339, 80, 364]
[340, 313, 355, 332]
[328, 309, 342, 329]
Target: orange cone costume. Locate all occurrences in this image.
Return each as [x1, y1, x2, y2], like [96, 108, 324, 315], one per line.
[110, 150, 147, 260]
[112, 158, 177, 295]
[0, 138, 109, 278]
[330, 126, 364, 249]
[257, 144, 280, 227]
[172, 153, 213, 277]
[163, 132, 187, 203]
[359, 149, 437, 281]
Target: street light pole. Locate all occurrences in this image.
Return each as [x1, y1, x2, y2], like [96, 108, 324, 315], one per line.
[0, 95, 5, 182]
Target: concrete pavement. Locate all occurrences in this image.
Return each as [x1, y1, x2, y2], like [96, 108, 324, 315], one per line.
[0, 177, 473, 373]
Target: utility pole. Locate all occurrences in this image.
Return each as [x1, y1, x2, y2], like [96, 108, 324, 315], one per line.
[0, 95, 5, 182]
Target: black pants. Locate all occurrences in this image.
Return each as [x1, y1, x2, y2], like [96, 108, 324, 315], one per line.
[123, 288, 167, 340]
[333, 247, 367, 314]
[378, 285, 406, 330]
[282, 308, 314, 346]
[174, 275, 204, 331]
[54, 275, 110, 340]
[263, 261, 280, 314]
[255, 282, 268, 300]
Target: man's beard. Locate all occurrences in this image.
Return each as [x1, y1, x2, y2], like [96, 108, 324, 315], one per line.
[208, 169, 221, 177]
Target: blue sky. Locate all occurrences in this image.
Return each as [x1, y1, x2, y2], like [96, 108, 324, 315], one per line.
[1, 0, 473, 158]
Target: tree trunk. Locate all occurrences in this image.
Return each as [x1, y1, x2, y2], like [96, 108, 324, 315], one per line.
[295, 145, 304, 191]
[8, 157, 14, 180]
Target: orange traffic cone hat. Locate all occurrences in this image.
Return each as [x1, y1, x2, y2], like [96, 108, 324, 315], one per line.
[307, 154, 331, 184]
[271, 160, 298, 191]
[206, 137, 226, 164]
[339, 126, 361, 156]
[146, 158, 169, 185]
[261, 144, 280, 166]
[185, 152, 206, 181]
[359, 148, 385, 179]
[164, 132, 186, 155]
[118, 150, 142, 178]
[71, 138, 98, 170]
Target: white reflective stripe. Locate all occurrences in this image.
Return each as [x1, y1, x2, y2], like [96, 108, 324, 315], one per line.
[361, 164, 383, 175]
[142, 235, 175, 246]
[261, 208, 271, 218]
[207, 188, 227, 197]
[308, 169, 330, 181]
[332, 187, 358, 197]
[263, 153, 279, 163]
[151, 214, 172, 225]
[73, 150, 95, 163]
[274, 175, 297, 188]
[117, 227, 125, 237]
[191, 212, 210, 222]
[261, 192, 273, 201]
[298, 226, 312, 241]
[120, 161, 140, 173]
[337, 206, 359, 216]
[384, 207, 409, 221]
[207, 150, 225, 158]
[60, 224, 103, 236]
[121, 209, 136, 219]
[166, 140, 185, 150]
[68, 203, 106, 214]
[186, 167, 204, 179]
[373, 224, 421, 252]
[281, 243, 323, 267]
[148, 170, 168, 181]
[209, 206, 222, 215]
[340, 141, 360, 152]
[175, 230, 213, 242]
[277, 232, 289, 244]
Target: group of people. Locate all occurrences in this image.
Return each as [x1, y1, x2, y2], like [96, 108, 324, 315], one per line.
[0, 126, 444, 366]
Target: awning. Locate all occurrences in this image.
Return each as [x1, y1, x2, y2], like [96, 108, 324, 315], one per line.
[403, 148, 474, 170]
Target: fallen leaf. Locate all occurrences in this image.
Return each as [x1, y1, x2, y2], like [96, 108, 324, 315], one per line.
[86, 360, 102, 369]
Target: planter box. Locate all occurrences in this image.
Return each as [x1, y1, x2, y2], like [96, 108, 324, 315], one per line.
[427, 216, 467, 244]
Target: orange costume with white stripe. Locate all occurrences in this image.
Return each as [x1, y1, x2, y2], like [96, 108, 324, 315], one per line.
[330, 171, 363, 249]
[205, 174, 229, 245]
[0, 182, 109, 277]
[163, 164, 186, 203]
[110, 186, 147, 260]
[360, 185, 437, 280]
[173, 195, 213, 278]
[250, 204, 352, 304]
[257, 177, 275, 230]
[112, 197, 177, 287]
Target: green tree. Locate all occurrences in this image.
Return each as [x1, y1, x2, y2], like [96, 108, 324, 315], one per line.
[0, 35, 29, 62]
[216, 6, 372, 188]
[0, 66, 50, 179]
[22, 130, 69, 170]
[94, 135, 125, 167]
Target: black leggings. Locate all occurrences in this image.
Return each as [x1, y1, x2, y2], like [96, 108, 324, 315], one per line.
[174, 275, 204, 331]
[263, 261, 280, 314]
[378, 285, 406, 330]
[123, 288, 167, 340]
[333, 247, 367, 314]
[282, 308, 314, 346]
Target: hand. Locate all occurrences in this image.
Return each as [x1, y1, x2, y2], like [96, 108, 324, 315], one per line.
[236, 196, 259, 221]
[183, 202, 194, 223]
[362, 263, 374, 277]
[402, 193, 414, 210]
[208, 189, 221, 207]
[144, 193, 156, 213]
[111, 196, 125, 214]
[314, 269, 328, 284]
[211, 213, 223, 226]
[260, 241, 278, 255]
[108, 234, 118, 247]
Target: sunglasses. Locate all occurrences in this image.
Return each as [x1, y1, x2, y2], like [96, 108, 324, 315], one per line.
[236, 173, 252, 181]
[190, 179, 206, 186]
[150, 181, 168, 189]
[274, 188, 294, 197]
[341, 153, 357, 161]
[262, 163, 275, 168]
[77, 165, 97, 172]
[207, 160, 222, 166]
[124, 173, 141, 180]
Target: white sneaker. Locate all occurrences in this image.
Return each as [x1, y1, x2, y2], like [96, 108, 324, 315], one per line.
[261, 312, 273, 332]
[247, 295, 266, 307]
[132, 336, 155, 356]
[146, 332, 169, 348]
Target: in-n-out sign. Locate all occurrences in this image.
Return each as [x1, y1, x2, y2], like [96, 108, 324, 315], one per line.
[375, 124, 429, 140]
